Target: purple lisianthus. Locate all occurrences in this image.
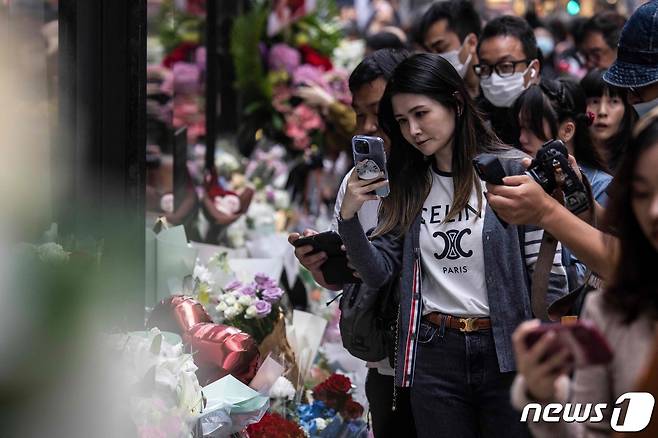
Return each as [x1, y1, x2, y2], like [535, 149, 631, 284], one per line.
[268, 43, 301, 75]
[254, 272, 276, 287]
[224, 280, 243, 292]
[253, 299, 272, 318]
[238, 283, 257, 296]
[261, 287, 284, 303]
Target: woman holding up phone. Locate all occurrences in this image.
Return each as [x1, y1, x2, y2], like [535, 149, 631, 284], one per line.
[511, 108, 658, 437]
[337, 53, 568, 438]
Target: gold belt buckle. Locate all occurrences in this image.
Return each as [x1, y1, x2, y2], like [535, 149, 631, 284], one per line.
[459, 317, 479, 332]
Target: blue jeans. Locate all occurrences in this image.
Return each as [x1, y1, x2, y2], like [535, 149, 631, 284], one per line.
[410, 319, 529, 438]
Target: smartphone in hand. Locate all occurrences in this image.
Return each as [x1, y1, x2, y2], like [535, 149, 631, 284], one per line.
[524, 321, 613, 368]
[352, 135, 389, 197]
[291, 231, 361, 284]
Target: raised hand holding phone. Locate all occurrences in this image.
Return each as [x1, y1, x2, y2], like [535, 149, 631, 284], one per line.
[340, 168, 388, 220]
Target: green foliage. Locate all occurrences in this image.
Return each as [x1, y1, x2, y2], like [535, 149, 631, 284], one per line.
[156, 0, 203, 53]
[230, 3, 269, 103]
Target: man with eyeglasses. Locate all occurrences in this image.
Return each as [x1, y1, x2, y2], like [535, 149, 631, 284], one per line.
[484, 1, 658, 288]
[577, 11, 626, 71]
[475, 15, 541, 146]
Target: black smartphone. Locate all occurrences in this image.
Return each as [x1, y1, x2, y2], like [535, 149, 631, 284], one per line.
[473, 153, 507, 185]
[291, 231, 361, 284]
[352, 135, 389, 197]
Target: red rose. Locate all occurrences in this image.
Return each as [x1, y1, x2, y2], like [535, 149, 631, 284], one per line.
[324, 374, 351, 394]
[163, 42, 198, 69]
[340, 397, 365, 420]
[246, 413, 305, 438]
[299, 45, 333, 71]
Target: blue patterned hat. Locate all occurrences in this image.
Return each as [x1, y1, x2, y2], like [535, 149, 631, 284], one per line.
[604, 0, 658, 88]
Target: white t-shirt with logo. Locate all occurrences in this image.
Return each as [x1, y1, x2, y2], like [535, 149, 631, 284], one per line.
[420, 167, 489, 317]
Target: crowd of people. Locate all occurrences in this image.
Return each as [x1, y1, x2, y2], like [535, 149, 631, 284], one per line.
[288, 1, 658, 437]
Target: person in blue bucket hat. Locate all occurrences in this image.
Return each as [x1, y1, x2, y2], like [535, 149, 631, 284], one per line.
[604, 0, 658, 116]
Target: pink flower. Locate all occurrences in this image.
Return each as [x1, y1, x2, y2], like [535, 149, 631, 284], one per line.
[172, 62, 201, 95]
[292, 65, 330, 92]
[268, 43, 301, 74]
[272, 85, 293, 113]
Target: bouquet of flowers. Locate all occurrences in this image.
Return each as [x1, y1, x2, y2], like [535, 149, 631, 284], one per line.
[230, 0, 346, 153]
[246, 412, 305, 438]
[296, 373, 366, 438]
[106, 328, 203, 438]
[215, 273, 284, 343]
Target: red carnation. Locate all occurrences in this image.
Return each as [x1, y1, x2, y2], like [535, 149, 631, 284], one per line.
[340, 397, 365, 420]
[299, 45, 333, 71]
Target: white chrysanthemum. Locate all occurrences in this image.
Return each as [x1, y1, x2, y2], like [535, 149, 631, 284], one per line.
[269, 376, 295, 400]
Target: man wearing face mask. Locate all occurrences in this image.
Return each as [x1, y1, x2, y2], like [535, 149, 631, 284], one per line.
[418, 0, 481, 98]
[475, 16, 541, 146]
[603, 0, 658, 117]
[485, 1, 658, 289]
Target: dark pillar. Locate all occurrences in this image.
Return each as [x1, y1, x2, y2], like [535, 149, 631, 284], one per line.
[205, 0, 218, 170]
[58, 0, 147, 327]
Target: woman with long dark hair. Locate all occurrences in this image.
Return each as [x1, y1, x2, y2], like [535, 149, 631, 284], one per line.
[336, 53, 568, 437]
[581, 68, 637, 173]
[511, 108, 658, 437]
[514, 79, 613, 290]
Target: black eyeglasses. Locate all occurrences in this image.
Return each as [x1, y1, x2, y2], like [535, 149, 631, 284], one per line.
[473, 59, 530, 79]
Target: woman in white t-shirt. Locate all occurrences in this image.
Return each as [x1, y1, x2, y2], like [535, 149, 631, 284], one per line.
[337, 53, 568, 438]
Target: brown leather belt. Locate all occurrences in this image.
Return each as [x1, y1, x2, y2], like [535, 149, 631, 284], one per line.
[423, 312, 491, 332]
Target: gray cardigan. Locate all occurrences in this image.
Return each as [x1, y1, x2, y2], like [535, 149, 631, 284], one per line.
[338, 156, 569, 387]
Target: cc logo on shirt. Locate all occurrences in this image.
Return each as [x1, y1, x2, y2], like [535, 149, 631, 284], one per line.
[433, 229, 473, 260]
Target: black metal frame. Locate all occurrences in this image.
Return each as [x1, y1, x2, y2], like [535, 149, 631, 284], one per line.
[58, 0, 147, 326]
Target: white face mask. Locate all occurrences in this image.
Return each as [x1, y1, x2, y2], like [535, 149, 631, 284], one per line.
[480, 67, 530, 108]
[438, 49, 472, 78]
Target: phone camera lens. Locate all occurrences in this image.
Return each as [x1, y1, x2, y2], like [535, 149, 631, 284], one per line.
[355, 139, 369, 154]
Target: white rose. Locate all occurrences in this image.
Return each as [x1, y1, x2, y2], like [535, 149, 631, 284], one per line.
[245, 305, 258, 319]
[223, 294, 237, 306]
[216, 301, 228, 312]
[238, 295, 253, 306]
[232, 303, 244, 313]
[223, 306, 240, 319]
